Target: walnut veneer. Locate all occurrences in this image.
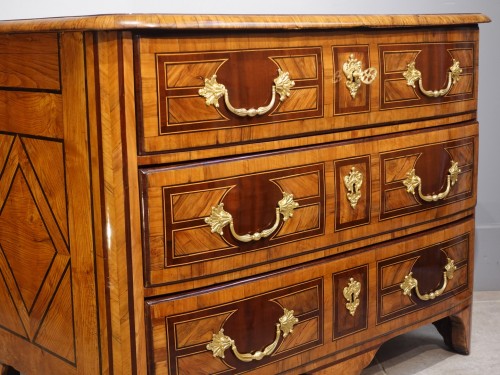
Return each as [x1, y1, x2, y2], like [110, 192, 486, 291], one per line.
[0, 13, 489, 375]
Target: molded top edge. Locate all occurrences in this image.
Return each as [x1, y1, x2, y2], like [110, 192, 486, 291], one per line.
[0, 13, 491, 33]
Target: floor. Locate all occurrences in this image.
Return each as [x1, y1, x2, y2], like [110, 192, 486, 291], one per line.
[361, 291, 500, 375]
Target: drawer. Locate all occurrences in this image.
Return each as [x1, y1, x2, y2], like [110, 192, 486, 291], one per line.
[140, 122, 477, 292]
[145, 218, 474, 375]
[0, 33, 60, 91]
[377, 230, 470, 324]
[136, 27, 478, 155]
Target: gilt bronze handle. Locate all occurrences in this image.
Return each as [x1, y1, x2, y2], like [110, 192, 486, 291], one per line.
[400, 258, 457, 301]
[403, 160, 460, 202]
[206, 308, 298, 362]
[403, 59, 462, 98]
[199, 69, 295, 117]
[205, 192, 299, 243]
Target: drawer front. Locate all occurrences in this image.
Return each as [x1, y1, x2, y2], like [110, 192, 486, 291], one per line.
[378, 41, 474, 111]
[148, 279, 324, 375]
[136, 27, 478, 155]
[377, 232, 470, 323]
[140, 122, 477, 291]
[145, 219, 474, 375]
[0, 33, 60, 91]
[153, 47, 323, 134]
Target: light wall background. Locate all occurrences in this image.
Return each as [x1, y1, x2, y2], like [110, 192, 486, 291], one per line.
[2, 1, 499, 290]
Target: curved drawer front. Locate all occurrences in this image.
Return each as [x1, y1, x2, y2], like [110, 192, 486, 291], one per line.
[379, 42, 474, 110]
[140, 122, 477, 291]
[145, 219, 474, 375]
[147, 279, 323, 375]
[136, 27, 478, 155]
[153, 47, 322, 133]
[377, 229, 471, 324]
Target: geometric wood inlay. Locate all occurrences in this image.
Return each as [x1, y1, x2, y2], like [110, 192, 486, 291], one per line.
[0, 134, 74, 364]
[156, 278, 323, 374]
[21, 137, 68, 243]
[274, 317, 319, 354]
[0, 168, 57, 312]
[0, 269, 27, 338]
[379, 137, 474, 220]
[379, 42, 475, 110]
[176, 351, 232, 375]
[377, 233, 470, 324]
[174, 312, 232, 349]
[153, 164, 324, 270]
[153, 47, 323, 133]
[0, 134, 14, 172]
[33, 265, 76, 364]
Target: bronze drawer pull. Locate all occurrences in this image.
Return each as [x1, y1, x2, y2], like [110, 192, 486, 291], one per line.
[207, 308, 298, 362]
[400, 258, 457, 301]
[403, 160, 461, 202]
[199, 69, 295, 117]
[342, 54, 377, 99]
[403, 59, 462, 98]
[205, 191, 298, 243]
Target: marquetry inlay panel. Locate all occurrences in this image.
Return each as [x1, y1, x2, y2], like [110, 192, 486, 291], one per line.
[334, 156, 371, 231]
[140, 122, 478, 292]
[377, 232, 470, 324]
[0, 133, 75, 365]
[146, 164, 324, 269]
[147, 279, 322, 375]
[0, 14, 488, 375]
[153, 47, 323, 133]
[333, 265, 368, 339]
[379, 42, 475, 109]
[333, 45, 371, 115]
[379, 137, 475, 220]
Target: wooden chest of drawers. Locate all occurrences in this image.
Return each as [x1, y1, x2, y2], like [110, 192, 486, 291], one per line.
[0, 14, 489, 375]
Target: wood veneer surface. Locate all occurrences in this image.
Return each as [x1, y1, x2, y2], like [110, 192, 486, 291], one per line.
[0, 14, 490, 33]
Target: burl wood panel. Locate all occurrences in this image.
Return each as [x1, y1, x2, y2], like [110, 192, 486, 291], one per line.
[137, 27, 479, 155]
[141, 122, 477, 292]
[0, 33, 60, 91]
[146, 219, 474, 375]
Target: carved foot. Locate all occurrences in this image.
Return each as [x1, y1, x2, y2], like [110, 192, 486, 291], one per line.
[433, 304, 472, 354]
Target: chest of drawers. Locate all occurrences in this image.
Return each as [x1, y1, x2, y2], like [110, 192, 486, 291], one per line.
[0, 14, 489, 375]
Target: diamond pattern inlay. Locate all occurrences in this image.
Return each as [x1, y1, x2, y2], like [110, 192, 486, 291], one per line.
[0, 135, 71, 347]
[0, 169, 57, 312]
